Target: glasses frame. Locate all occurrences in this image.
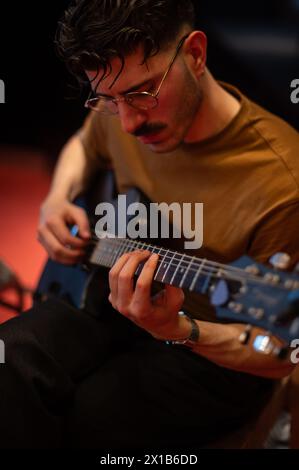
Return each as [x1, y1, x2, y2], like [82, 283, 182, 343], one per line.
[84, 33, 190, 114]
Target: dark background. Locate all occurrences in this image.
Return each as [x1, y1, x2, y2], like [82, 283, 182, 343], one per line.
[0, 0, 298, 158]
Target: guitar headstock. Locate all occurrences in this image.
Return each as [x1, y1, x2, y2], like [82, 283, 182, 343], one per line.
[210, 254, 299, 345]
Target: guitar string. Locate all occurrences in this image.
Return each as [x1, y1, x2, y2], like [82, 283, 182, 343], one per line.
[88, 236, 295, 289]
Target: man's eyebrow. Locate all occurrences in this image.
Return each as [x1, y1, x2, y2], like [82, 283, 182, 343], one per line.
[94, 78, 154, 98]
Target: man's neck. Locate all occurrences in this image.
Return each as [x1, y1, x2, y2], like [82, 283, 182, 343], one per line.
[184, 70, 241, 144]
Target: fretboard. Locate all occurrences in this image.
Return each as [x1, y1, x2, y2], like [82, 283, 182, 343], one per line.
[89, 237, 217, 296]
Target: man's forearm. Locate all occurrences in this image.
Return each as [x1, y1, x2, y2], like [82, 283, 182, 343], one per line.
[47, 134, 96, 202]
[190, 319, 294, 379]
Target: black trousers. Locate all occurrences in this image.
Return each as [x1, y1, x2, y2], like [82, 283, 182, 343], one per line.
[0, 298, 274, 449]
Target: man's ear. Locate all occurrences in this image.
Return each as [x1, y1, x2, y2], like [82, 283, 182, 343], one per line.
[184, 31, 207, 78]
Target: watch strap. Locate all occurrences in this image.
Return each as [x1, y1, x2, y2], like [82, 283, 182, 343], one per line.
[170, 316, 200, 345]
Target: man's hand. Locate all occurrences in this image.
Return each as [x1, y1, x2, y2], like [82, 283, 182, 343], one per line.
[38, 196, 91, 265]
[108, 250, 191, 340]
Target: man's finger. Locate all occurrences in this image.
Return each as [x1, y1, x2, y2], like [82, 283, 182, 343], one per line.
[39, 227, 85, 264]
[116, 251, 151, 309]
[109, 253, 132, 300]
[48, 218, 89, 249]
[133, 253, 159, 306]
[69, 206, 91, 239]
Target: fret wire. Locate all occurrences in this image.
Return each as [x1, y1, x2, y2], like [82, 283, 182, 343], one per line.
[107, 239, 115, 267]
[141, 241, 147, 250]
[201, 273, 213, 294]
[103, 239, 111, 267]
[161, 251, 177, 283]
[112, 237, 124, 264]
[91, 236, 101, 265]
[155, 249, 169, 279]
[93, 238, 101, 265]
[97, 248, 106, 266]
[112, 238, 124, 264]
[129, 239, 139, 252]
[169, 253, 185, 285]
[190, 258, 207, 291]
[179, 255, 195, 288]
[153, 246, 165, 281]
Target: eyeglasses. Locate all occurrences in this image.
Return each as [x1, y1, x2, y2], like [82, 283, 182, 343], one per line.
[84, 33, 190, 115]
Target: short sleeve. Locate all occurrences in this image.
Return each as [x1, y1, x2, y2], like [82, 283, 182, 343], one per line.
[248, 201, 299, 270]
[77, 111, 113, 170]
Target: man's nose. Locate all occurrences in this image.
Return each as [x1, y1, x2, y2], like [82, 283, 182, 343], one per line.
[118, 101, 147, 135]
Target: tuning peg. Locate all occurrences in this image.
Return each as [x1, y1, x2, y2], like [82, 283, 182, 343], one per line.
[269, 252, 291, 270]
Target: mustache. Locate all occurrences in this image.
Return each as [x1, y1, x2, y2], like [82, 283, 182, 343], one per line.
[133, 123, 167, 137]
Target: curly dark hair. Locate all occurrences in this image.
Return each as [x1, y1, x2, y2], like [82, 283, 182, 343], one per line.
[55, 0, 195, 86]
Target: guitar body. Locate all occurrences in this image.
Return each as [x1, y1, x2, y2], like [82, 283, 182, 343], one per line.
[34, 170, 116, 309]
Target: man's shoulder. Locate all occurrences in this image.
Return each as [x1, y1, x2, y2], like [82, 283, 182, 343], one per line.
[243, 93, 299, 189]
[223, 82, 299, 151]
[247, 98, 299, 150]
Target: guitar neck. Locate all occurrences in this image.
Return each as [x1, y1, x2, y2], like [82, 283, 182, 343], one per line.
[89, 237, 217, 296]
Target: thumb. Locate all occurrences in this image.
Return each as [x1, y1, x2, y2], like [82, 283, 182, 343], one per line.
[68, 205, 91, 239]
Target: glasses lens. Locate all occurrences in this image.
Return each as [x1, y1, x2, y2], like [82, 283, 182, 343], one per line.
[85, 93, 158, 114]
[127, 93, 158, 110]
[86, 98, 118, 114]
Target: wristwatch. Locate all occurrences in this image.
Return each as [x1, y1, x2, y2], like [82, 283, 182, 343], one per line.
[170, 316, 200, 347]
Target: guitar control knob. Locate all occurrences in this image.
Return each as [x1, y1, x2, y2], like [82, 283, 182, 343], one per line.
[263, 273, 280, 284]
[228, 302, 243, 313]
[248, 307, 264, 319]
[245, 265, 260, 275]
[269, 252, 291, 270]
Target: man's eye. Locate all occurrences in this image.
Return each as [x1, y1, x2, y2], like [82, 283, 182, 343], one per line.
[147, 83, 156, 92]
[138, 83, 155, 93]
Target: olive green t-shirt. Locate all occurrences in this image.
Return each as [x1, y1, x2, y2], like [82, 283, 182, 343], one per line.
[80, 82, 299, 269]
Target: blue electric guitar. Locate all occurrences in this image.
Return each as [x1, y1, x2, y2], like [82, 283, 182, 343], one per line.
[35, 172, 299, 355]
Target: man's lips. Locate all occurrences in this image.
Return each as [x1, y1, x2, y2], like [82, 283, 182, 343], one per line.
[138, 131, 164, 144]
